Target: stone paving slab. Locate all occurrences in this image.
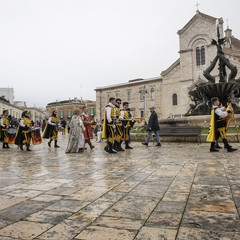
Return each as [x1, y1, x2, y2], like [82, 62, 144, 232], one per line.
[0, 135, 240, 239]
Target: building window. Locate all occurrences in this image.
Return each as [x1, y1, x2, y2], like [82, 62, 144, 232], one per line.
[150, 88, 155, 100]
[67, 109, 72, 118]
[196, 46, 205, 66]
[172, 94, 178, 105]
[200, 46, 205, 65]
[60, 110, 64, 118]
[127, 90, 131, 101]
[140, 110, 144, 118]
[116, 92, 119, 99]
[140, 90, 145, 101]
[196, 47, 200, 66]
[89, 107, 94, 116]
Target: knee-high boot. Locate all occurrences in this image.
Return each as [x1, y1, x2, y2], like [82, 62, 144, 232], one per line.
[118, 140, 124, 151]
[26, 144, 31, 151]
[20, 144, 23, 151]
[223, 139, 237, 152]
[210, 142, 218, 152]
[112, 141, 118, 151]
[54, 140, 60, 148]
[86, 139, 95, 150]
[125, 141, 133, 149]
[108, 142, 117, 154]
[48, 139, 53, 147]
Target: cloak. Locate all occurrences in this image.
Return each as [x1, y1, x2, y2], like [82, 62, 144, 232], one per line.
[42, 123, 55, 139]
[206, 109, 216, 142]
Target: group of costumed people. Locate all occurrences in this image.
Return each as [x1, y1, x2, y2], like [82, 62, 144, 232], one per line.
[102, 97, 142, 154]
[0, 107, 95, 153]
[0, 110, 39, 151]
[2, 96, 238, 153]
[207, 97, 237, 152]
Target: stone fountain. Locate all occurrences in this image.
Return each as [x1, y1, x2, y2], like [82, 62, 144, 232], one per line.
[186, 23, 240, 116]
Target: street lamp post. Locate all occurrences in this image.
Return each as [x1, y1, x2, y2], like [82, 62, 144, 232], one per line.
[143, 85, 147, 124]
[139, 85, 148, 124]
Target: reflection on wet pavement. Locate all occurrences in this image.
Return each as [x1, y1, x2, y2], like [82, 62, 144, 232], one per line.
[0, 135, 240, 239]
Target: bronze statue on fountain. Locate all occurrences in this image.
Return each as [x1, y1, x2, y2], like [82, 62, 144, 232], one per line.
[186, 22, 240, 116]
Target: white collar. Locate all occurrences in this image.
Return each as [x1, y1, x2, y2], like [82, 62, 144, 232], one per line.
[109, 102, 115, 108]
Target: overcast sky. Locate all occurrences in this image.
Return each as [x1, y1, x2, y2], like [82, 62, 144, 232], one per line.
[0, 0, 239, 108]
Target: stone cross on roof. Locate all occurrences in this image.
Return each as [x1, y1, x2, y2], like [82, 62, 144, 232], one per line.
[226, 18, 229, 28]
[195, 2, 200, 11]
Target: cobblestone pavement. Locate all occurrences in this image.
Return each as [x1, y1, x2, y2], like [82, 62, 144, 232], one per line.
[0, 134, 240, 240]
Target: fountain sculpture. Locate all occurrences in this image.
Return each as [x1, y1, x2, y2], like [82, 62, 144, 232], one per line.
[186, 23, 240, 116]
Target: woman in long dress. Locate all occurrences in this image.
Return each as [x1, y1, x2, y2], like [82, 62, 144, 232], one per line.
[80, 106, 95, 150]
[65, 109, 85, 153]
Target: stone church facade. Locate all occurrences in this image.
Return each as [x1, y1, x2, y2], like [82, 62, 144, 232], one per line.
[95, 11, 240, 121]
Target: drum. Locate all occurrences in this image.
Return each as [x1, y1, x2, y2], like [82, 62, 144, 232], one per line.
[31, 128, 42, 145]
[8, 128, 17, 144]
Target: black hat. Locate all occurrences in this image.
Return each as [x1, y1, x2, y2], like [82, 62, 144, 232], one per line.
[123, 102, 129, 106]
[211, 97, 219, 104]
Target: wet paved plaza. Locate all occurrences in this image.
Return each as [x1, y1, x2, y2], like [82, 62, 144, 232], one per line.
[0, 135, 240, 240]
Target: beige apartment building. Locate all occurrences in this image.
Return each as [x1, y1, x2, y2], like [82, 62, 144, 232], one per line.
[0, 98, 46, 123]
[95, 11, 240, 121]
[0, 97, 23, 120]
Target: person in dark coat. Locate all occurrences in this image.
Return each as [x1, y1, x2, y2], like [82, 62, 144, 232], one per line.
[142, 106, 161, 146]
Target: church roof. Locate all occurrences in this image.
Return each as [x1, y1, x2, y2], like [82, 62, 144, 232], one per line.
[230, 36, 240, 49]
[161, 58, 180, 77]
[223, 34, 240, 57]
[177, 10, 218, 35]
[95, 76, 162, 91]
[223, 47, 240, 58]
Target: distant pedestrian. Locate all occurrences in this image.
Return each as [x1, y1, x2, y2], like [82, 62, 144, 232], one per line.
[67, 120, 71, 133]
[142, 106, 161, 147]
[41, 119, 46, 132]
[61, 119, 67, 135]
